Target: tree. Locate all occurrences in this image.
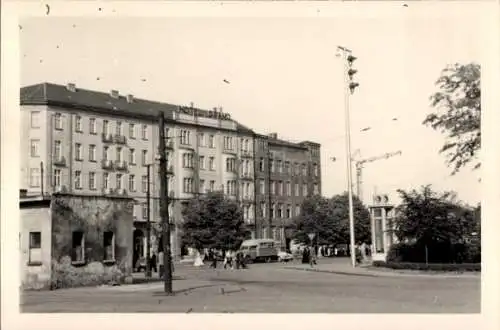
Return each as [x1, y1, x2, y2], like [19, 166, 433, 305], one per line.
[181, 191, 249, 252]
[293, 193, 371, 246]
[423, 63, 481, 175]
[393, 185, 476, 246]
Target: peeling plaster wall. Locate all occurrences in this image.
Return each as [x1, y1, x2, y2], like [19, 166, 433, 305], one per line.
[51, 194, 134, 274]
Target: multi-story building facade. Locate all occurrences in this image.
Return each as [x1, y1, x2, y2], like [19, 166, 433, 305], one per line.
[20, 82, 318, 262]
[254, 133, 321, 250]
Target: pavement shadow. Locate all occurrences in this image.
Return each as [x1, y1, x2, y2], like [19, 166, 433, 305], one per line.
[151, 283, 221, 296]
[133, 276, 185, 284]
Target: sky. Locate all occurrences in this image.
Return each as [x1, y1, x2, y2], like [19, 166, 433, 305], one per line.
[19, 11, 484, 205]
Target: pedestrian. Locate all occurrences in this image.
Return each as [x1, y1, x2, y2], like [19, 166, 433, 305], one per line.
[158, 250, 164, 279]
[210, 250, 218, 269]
[151, 253, 157, 273]
[309, 247, 317, 267]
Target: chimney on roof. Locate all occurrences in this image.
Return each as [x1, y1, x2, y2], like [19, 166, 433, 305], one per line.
[66, 83, 76, 92]
[126, 94, 134, 103]
[110, 90, 119, 99]
[268, 132, 278, 139]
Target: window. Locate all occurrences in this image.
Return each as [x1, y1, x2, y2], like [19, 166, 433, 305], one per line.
[29, 168, 40, 187]
[142, 175, 148, 192]
[53, 169, 61, 187]
[294, 163, 300, 175]
[270, 203, 275, 218]
[116, 174, 123, 190]
[284, 161, 290, 174]
[180, 130, 190, 145]
[286, 205, 291, 218]
[286, 182, 291, 196]
[303, 184, 307, 196]
[209, 157, 215, 170]
[54, 113, 63, 130]
[295, 205, 301, 217]
[128, 174, 136, 191]
[277, 160, 282, 173]
[314, 183, 319, 195]
[141, 150, 148, 166]
[74, 171, 82, 189]
[302, 164, 307, 176]
[223, 136, 233, 150]
[103, 120, 109, 135]
[142, 203, 148, 219]
[294, 183, 299, 196]
[116, 147, 122, 162]
[54, 140, 62, 159]
[103, 146, 109, 160]
[116, 121, 122, 135]
[129, 149, 136, 165]
[277, 204, 283, 218]
[225, 158, 236, 172]
[30, 111, 41, 128]
[199, 156, 205, 170]
[260, 202, 266, 217]
[103, 172, 109, 189]
[374, 209, 382, 218]
[259, 158, 264, 172]
[75, 143, 82, 161]
[244, 139, 249, 151]
[89, 144, 96, 162]
[89, 118, 97, 134]
[29, 232, 42, 264]
[30, 139, 40, 157]
[270, 180, 275, 195]
[259, 179, 265, 194]
[89, 172, 96, 190]
[75, 115, 82, 132]
[225, 180, 236, 195]
[199, 180, 205, 193]
[198, 133, 205, 147]
[183, 153, 194, 168]
[270, 160, 275, 172]
[209, 135, 215, 148]
[129, 123, 135, 138]
[72, 231, 85, 263]
[141, 124, 148, 140]
[209, 180, 215, 192]
[314, 164, 319, 176]
[278, 181, 283, 196]
[183, 178, 194, 193]
[103, 232, 115, 261]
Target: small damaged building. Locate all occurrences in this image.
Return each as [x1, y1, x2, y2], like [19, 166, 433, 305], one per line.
[20, 192, 134, 289]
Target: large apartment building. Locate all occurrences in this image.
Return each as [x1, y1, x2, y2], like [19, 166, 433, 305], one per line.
[20, 82, 319, 261]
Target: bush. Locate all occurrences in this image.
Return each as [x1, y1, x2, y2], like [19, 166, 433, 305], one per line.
[372, 260, 480, 272]
[386, 241, 481, 264]
[50, 256, 125, 290]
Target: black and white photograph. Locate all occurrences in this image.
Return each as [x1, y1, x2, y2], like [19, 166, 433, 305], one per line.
[1, 0, 498, 327]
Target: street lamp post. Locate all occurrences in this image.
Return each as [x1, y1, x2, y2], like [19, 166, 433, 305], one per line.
[145, 164, 152, 278]
[337, 45, 359, 268]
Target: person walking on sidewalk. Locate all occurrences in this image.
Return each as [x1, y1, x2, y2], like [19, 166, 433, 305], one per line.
[309, 247, 317, 268]
[158, 250, 164, 279]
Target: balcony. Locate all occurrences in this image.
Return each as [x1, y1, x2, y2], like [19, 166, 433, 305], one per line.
[102, 188, 128, 197]
[241, 172, 253, 181]
[166, 139, 174, 149]
[242, 195, 254, 204]
[223, 148, 237, 156]
[101, 159, 114, 170]
[101, 133, 113, 143]
[113, 134, 127, 145]
[241, 150, 253, 158]
[101, 187, 114, 195]
[53, 156, 67, 167]
[115, 160, 128, 171]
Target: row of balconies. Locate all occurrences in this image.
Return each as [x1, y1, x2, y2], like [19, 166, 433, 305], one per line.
[101, 133, 127, 145]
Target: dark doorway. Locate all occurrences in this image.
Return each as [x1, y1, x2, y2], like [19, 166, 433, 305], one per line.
[133, 229, 144, 270]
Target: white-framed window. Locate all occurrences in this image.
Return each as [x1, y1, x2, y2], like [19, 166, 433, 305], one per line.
[89, 144, 96, 162]
[116, 121, 122, 135]
[286, 182, 291, 196]
[260, 179, 265, 194]
[278, 181, 283, 196]
[53, 169, 61, 187]
[103, 172, 109, 189]
[30, 139, 40, 157]
[244, 139, 249, 151]
[116, 174, 123, 190]
[209, 135, 215, 148]
[183, 153, 194, 168]
[141, 150, 148, 165]
[198, 133, 205, 147]
[259, 158, 264, 172]
[286, 205, 291, 218]
[270, 180, 275, 195]
[116, 147, 122, 162]
[270, 160, 275, 172]
[103, 146, 109, 160]
[314, 183, 319, 195]
[28, 232, 42, 264]
[54, 140, 62, 159]
[103, 232, 115, 261]
[209, 180, 215, 192]
[209, 157, 215, 171]
[302, 164, 307, 176]
[294, 183, 299, 196]
[129, 148, 136, 165]
[142, 203, 148, 219]
[270, 203, 275, 218]
[294, 163, 300, 175]
[75, 143, 83, 161]
[277, 204, 283, 218]
[225, 158, 236, 172]
[129, 123, 135, 139]
[303, 184, 307, 196]
[183, 178, 194, 193]
[30, 111, 41, 128]
[141, 175, 148, 192]
[74, 171, 82, 189]
[199, 156, 205, 170]
[314, 164, 318, 176]
[29, 168, 40, 187]
[295, 205, 301, 217]
[180, 130, 190, 145]
[103, 120, 109, 135]
[277, 160, 282, 173]
[199, 179, 205, 193]
[223, 136, 233, 150]
[89, 172, 96, 190]
[128, 174, 136, 191]
[54, 113, 63, 130]
[246, 182, 251, 198]
[89, 118, 97, 134]
[72, 231, 85, 262]
[260, 202, 266, 217]
[141, 124, 148, 140]
[75, 115, 83, 132]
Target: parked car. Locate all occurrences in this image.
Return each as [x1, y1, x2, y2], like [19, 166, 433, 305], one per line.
[278, 251, 294, 263]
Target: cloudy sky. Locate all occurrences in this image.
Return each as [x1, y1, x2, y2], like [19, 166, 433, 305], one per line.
[19, 7, 485, 205]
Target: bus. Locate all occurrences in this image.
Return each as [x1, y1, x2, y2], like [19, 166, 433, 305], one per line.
[238, 238, 279, 263]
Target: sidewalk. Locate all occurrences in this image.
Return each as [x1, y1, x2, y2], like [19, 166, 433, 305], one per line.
[283, 258, 480, 279]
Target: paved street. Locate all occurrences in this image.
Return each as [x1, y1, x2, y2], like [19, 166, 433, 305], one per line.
[21, 259, 480, 313]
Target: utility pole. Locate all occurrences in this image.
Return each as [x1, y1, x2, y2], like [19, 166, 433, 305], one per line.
[337, 45, 359, 268]
[158, 112, 173, 294]
[40, 161, 44, 196]
[145, 164, 152, 278]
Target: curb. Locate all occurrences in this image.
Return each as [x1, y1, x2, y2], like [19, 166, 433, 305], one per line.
[284, 266, 378, 277]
